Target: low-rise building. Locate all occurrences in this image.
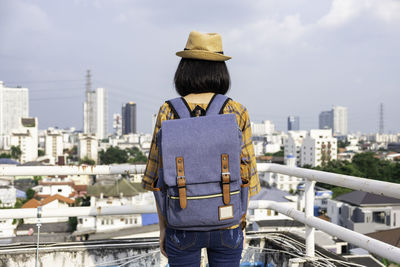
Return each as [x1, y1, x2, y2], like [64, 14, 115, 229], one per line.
[21, 194, 75, 224]
[0, 185, 17, 208]
[327, 191, 400, 234]
[75, 179, 155, 237]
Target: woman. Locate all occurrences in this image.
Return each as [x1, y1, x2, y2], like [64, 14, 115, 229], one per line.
[142, 30, 260, 267]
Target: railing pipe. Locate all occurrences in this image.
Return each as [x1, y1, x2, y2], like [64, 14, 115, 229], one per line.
[263, 163, 400, 199]
[0, 204, 157, 220]
[0, 164, 146, 176]
[250, 200, 400, 264]
[304, 180, 315, 257]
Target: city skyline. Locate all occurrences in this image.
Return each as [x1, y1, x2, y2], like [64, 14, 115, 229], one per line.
[0, 0, 399, 133]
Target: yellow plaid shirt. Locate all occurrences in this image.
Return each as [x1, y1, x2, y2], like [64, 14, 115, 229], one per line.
[142, 98, 260, 197]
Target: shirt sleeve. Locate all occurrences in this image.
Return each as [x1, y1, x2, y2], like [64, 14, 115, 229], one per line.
[141, 104, 168, 191]
[240, 108, 261, 196]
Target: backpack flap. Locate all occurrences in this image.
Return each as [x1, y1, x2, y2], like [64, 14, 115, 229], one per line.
[161, 113, 241, 195]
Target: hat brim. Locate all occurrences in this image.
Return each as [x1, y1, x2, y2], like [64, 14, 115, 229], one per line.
[176, 50, 231, 61]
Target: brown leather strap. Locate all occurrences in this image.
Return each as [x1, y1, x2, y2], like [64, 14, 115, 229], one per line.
[176, 157, 187, 209]
[221, 154, 230, 205]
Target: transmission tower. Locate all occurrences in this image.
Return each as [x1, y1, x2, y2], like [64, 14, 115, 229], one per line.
[85, 70, 92, 93]
[84, 70, 94, 134]
[379, 103, 384, 134]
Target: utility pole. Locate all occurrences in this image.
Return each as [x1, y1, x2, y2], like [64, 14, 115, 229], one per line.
[35, 206, 42, 267]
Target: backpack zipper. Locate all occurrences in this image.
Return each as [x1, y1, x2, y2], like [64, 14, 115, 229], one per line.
[168, 190, 240, 200]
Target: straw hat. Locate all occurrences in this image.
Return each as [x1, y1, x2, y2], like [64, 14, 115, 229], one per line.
[176, 30, 231, 61]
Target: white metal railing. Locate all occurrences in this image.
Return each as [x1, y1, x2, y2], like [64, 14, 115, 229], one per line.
[1, 164, 400, 263]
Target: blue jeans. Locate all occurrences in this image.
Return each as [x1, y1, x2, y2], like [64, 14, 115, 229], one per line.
[165, 227, 243, 267]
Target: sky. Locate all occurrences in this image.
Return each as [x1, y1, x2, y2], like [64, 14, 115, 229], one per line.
[0, 0, 399, 134]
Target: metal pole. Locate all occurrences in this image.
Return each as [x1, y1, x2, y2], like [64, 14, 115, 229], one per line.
[35, 206, 42, 267]
[305, 179, 315, 257]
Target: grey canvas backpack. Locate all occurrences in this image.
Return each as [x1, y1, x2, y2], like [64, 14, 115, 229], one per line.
[153, 94, 249, 231]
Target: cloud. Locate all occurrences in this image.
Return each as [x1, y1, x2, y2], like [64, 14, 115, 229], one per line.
[318, 0, 400, 27]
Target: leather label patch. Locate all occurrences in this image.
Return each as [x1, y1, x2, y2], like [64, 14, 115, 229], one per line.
[219, 205, 234, 220]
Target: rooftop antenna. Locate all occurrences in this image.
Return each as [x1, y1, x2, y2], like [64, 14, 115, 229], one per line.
[379, 103, 384, 134]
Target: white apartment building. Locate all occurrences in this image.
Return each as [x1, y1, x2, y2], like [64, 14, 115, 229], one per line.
[251, 120, 275, 136]
[301, 129, 337, 167]
[0, 81, 29, 137]
[78, 133, 98, 163]
[10, 118, 38, 163]
[284, 130, 307, 166]
[258, 156, 304, 192]
[45, 128, 64, 160]
[333, 106, 347, 136]
[84, 87, 108, 139]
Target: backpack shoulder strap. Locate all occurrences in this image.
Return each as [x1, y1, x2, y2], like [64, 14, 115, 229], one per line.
[205, 94, 231, 116]
[165, 97, 191, 119]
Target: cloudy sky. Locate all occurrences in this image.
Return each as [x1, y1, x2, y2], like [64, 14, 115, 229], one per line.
[0, 0, 399, 134]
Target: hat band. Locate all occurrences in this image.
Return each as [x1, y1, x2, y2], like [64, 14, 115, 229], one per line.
[184, 48, 224, 54]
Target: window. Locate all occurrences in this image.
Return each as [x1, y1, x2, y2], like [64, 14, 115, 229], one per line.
[267, 209, 271, 216]
[58, 189, 62, 192]
[274, 211, 278, 216]
[130, 218, 133, 224]
[373, 211, 385, 224]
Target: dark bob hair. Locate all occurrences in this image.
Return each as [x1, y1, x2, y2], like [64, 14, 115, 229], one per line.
[174, 58, 230, 96]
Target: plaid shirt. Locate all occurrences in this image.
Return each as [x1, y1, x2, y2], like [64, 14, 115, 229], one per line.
[142, 98, 260, 197]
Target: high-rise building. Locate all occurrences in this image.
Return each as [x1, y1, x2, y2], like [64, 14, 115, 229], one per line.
[319, 106, 347, 136]
[83, 87, 108, 139]
[122, 102, 137, 135]
[287, 116, 300, 131]
[113, 113, 122, 136]
[0, 81, 29, 136]
[319, 110, 332, 130]
[332, 106, 347, 136]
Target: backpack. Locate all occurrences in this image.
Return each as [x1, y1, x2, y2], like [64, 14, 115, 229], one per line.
[153, 94, 249, 231]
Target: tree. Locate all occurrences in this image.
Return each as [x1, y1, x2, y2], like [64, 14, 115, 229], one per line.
[126, 147, 148, 163]
[79, 156, 96, 165]
[10, 146, 22, 160]
[99, 146, 129, 164]
[33, 176, 42, 186]
[26, 188, 36, 200]
[0, 153, 11, 158]
[38, 149, 45, 156]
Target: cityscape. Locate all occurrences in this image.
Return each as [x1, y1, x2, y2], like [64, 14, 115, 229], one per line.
[1, 0, 400, 266]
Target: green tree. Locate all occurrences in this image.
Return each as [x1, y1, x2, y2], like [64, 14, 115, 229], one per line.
[99, 146, 129, 164]
[68, 217, 78, 231]
[38, 149, 45, 156]
[79, 156, 96, 165]
[33, 176, 42, 185]
[10, 146, 22, 160]
[0, 153, 11, 158]
[26, 188, 36, 200]
[126, 147, 148, 163]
